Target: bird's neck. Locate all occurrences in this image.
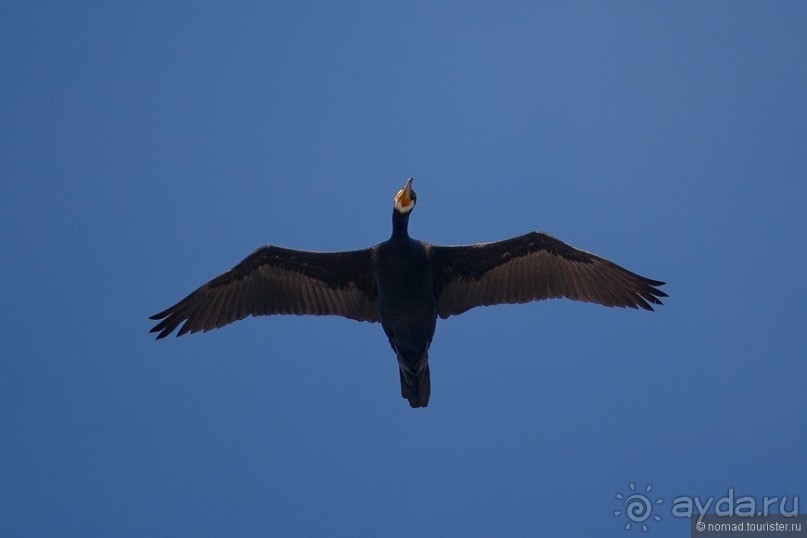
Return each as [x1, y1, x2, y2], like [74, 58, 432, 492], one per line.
[390, 209, 411, 242]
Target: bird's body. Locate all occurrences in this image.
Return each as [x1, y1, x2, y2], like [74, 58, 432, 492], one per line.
[151, 179, 666, 408]
[375, 210, 437, 406]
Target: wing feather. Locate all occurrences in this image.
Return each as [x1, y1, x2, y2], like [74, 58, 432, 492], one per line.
[150, 245, 379, 338]
[430, 231, 666, 318]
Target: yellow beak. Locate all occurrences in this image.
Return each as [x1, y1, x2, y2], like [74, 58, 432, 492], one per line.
[397, 178, 414, 207]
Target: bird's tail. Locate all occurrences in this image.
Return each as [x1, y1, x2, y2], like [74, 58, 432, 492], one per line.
[399, 363, 431, 408]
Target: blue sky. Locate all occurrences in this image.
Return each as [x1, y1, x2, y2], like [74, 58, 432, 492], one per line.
[2, 2, 805, 536]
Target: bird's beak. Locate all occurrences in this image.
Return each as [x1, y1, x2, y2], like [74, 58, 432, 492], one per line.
[396, 178, 414, 207]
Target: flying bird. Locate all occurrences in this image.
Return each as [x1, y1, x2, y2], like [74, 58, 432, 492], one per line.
[150, 178, 666, 408]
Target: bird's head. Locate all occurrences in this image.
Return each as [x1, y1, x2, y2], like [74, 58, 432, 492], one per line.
[394, 178, 417, 214]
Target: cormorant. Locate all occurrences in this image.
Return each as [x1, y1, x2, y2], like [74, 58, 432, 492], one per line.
[150, 178, 666, 408]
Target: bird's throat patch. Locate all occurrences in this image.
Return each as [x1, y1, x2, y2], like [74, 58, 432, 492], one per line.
[394, 191, 414, 213]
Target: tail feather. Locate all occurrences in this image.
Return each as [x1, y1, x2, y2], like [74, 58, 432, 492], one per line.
[399, 364, 430, 408]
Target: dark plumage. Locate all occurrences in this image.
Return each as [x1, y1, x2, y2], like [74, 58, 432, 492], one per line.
[151, 178, 666, 408]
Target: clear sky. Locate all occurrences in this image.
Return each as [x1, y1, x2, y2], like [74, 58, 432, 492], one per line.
[2, 2, 805, 537]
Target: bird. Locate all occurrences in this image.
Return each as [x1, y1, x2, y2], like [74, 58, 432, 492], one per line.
[150, 178, 666, 408]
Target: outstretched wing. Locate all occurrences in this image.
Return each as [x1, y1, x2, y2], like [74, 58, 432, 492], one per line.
[430, 231, 666, 319]
[150, 245, 379, 338]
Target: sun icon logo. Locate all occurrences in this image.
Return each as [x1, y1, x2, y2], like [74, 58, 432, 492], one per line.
[614, 482, 663, 532]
